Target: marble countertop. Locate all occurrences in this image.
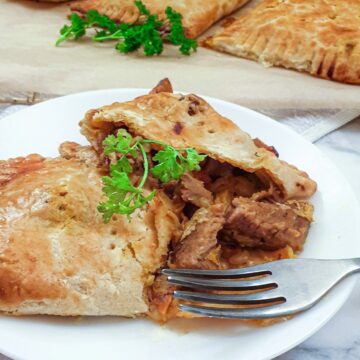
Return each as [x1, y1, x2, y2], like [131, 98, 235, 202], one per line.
[0, 105, 359, 360]
[277, 116, 360, 360]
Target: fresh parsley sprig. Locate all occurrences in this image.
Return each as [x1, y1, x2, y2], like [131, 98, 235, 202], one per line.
[98, 129, 206, 222]
[56, 1, 197, 56]
[164, 7, 197, 55]
[143, 139, 205, 182]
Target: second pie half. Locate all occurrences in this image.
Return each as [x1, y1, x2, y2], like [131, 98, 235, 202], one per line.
[204, 0, 360, 84]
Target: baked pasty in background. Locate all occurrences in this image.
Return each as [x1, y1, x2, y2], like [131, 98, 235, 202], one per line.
[203, 0, 360, 84]
[70, 0, 250, 38]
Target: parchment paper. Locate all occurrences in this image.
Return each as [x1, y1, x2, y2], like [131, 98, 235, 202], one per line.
[1, 0, 359, 108]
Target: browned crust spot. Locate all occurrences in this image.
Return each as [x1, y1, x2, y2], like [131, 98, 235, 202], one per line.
[173, 122, 183, 135]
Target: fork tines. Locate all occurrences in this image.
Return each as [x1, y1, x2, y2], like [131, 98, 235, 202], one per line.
[162, 266, 289, 319]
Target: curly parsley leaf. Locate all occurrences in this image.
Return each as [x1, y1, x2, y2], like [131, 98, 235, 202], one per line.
[151, 146, 186, 182]
[151, 145, 206, 182]
[182, 148, 207, 172]
[134, 0, 151, 16]
[98, 129, 206, 222]
[165, 6, 197, 55]
[111, 156, 132, 174]
[98, 172, 135, 222]
[85, 9, 119, 33]
[98, 175, 156, 222]
[103, 129, 137, 157]
[98, 157, 154, 222]
[56, 13, 87, 46]
[100, 1, 164, 56]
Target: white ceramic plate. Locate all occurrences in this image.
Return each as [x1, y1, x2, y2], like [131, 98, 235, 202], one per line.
[0, 89, 359, 360]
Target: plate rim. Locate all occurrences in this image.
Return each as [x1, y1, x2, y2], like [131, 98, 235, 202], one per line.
[0, 88, 358, 360]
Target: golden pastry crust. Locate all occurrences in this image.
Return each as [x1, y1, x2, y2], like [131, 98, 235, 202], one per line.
[70, 0, 250, 38]
[80, 89, 317, 200]
[203, 0, 360, 84]
[0, 82, 316, 320]
[0, 148, 180, 316]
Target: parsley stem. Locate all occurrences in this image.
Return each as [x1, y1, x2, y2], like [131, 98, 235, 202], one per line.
[118, 141, 149, 210]
[138, 142, 149, 189]
[142, 139, 165, 146]
[56, 29, 72, 46]
[93, 30, 124, 42]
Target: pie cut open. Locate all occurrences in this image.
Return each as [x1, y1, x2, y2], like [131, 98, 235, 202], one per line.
[0, 79, 317, 321]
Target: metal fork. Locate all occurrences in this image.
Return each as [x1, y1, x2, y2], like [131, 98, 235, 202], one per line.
[162, 258, 360, 319]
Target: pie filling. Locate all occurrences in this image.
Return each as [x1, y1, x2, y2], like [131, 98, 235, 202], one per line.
[98, 127, 313, 322]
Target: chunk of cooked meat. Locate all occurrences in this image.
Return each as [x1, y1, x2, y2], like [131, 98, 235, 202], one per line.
[253, 138, 279, 157]
[201, 158, 233, 179]
[180, 173, 213, 208]
[149, 78, 173, 94]
[172, 204, 225, 268]
[210, 174, 260, 198]
[223, 197, 312, 251]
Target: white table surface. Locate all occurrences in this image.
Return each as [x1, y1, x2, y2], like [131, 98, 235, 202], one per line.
[0, 105, 359, 360]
